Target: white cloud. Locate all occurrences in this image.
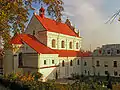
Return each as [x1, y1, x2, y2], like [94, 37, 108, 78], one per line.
[63, 0, 120, 50]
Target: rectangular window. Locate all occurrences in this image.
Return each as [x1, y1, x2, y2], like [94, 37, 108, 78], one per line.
[117, 50, 120, 54]
[104, 61, 108, 67]
[77, 59, 80, 65]
[52, 60, 54, 64]
[44, 60, 46, 65]
[62, 61, 64, 67]
[113, 61, 117, 67]
[114, 71, 118, 76]
[107, 50, 110, 54]
[18, 53, 23, 67]
[84, 62, 87, 66]
[70, 60, 73, 66]
[96, 61, 100, 67]
[105, 71, 108, 75]
[104, 64, 108, 67]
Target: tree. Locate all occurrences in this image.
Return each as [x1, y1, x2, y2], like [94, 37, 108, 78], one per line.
[0, 0, 64, 49]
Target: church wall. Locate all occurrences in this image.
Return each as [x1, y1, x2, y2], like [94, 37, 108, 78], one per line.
[22, 43, 36, 53]
[58, 56, 120, 78]
[35, 31, 47, 45]
[59, 57, 68, 78]
[22, 53, 39, 73]
[68, 57, 81, 77]
[58, 57, 82, 78]
[25, 15, 46, 35]
[38, 54, 59, 81]
[47, 32, 58, 49]
[13, 53, 23, 73]
[25, 15, 48, 45]
[47, 31, 81, 51]
[73, 38, 82, 51]
[93, 56, 120, 77]
[3, 50, 14, 75]
[82, 57, 93, 76]
[22, 53, 38, 67]
[12, 45, 24, 73]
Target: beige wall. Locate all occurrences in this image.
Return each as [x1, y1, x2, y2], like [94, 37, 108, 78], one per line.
[93, 56, 120, 77]
[38, 54, 59, 81]
[47, 31, 82, 51]
[23, 53, 38, 67]
[23, 43, 36, 53]
[25, 15, 47, 45]
[22, 53, 39, 73]
[25, 15, 46, 35]
[3, 50, 14, 75]
[59, 57, 82, 78]
[82, 57, 93, 76]
[35, 31, 47, 45]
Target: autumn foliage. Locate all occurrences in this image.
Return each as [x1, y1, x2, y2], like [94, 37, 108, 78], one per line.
[0, 0, 64, 49]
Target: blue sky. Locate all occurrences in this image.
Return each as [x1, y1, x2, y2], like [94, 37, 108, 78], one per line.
[29, 0, 120, 50]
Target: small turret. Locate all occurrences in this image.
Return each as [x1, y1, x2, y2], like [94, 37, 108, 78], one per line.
[39, 7, 45, 18]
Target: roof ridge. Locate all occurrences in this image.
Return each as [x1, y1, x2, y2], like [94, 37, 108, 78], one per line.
[35, 15, 80, 37]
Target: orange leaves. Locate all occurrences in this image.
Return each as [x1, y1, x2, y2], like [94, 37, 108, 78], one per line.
[20, 74, 34, 82]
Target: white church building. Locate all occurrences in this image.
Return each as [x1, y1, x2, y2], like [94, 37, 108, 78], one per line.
[4, 7, 120, 82]
[9, 7, 91, 81]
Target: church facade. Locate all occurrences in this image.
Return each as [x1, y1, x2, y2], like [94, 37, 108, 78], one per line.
[10, 7, 91, 81]
[7, 7, 120, 82]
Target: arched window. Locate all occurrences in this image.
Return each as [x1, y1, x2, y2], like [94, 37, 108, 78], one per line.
[52, 39, 56, 48]
[70, 60, 73, 66]
[62, 60, 64, 67]
[61, 41, 65, 48]
[76, 42, 79, 49]
[69, 42, 72, 49]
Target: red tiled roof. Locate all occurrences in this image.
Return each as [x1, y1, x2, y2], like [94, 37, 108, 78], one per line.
[11, 34, 23, 44]
[54, 50, 91, 57]
[11, 34, 91, 57]
[11, 34, 57, 54]
[35, 15, 79, 37]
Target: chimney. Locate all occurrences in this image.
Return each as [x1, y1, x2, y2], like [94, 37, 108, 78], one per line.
[39, 7, 45, 18]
